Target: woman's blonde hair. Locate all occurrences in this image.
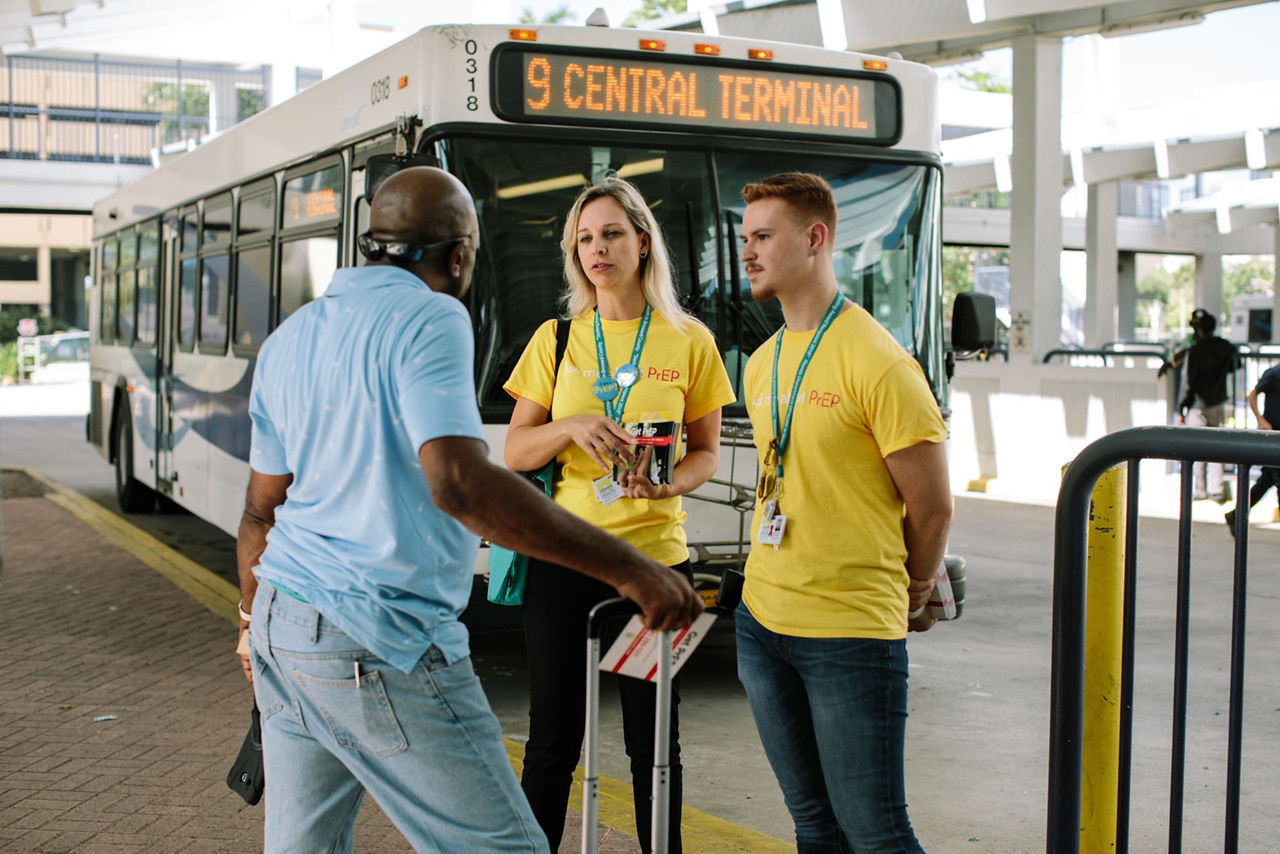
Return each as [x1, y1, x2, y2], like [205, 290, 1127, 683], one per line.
[560, 177, 697, 334]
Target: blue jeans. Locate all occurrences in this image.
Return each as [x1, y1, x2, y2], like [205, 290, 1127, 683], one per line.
[735, 602, 923, 854]
[250, 586, 548, 853]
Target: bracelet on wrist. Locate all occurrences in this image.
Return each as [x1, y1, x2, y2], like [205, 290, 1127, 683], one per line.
[238, 603, 252, 623]
[907, 605, 927, 620]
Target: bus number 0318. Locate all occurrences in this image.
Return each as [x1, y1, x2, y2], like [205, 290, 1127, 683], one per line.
[465, 39, 479, 110]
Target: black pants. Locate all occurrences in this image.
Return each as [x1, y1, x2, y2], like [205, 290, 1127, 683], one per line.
[1246, 467, 1280, 511]
[520, 557, 689, 854]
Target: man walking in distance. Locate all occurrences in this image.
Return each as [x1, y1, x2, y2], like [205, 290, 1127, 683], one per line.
[1174, 308, 1239, 502]
[1225, 362, 1280, 537]
[234, 167, 701, 853]
[734, 172, 951, 853]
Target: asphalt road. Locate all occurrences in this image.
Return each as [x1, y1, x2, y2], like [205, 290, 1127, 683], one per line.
[7, 406, 1280, 850]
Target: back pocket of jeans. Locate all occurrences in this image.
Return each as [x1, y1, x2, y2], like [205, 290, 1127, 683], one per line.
[291, 666, 408, 758]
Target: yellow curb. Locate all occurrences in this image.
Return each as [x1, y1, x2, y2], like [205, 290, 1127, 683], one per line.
[966, 476, 993, 493]
[23, 467, 240, 624]
[18, 467, 794, 853]
[505, 739, 794, 853]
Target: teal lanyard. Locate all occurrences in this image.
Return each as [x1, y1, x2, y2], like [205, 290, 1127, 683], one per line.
[594, 303, 652, 423]
[768, 291, 845, 483]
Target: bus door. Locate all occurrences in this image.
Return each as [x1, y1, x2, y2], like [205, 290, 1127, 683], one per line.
[155, 217, 179, 493]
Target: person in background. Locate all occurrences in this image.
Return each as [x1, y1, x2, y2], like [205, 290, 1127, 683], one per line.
[1225, 362, 1280, 537]
[734, 171, 950, 853]
[503, 176, 734, 854]
[236, 167, 701, 853]
[1171, 309, 1239, 502]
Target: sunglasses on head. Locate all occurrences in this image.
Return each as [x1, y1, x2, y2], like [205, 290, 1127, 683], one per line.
[357, 231, 467, 264]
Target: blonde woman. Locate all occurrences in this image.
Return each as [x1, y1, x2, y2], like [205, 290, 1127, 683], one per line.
[503, 177, 734, 853]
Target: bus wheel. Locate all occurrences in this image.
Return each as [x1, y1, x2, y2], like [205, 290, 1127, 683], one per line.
[113, 402, 155, 513]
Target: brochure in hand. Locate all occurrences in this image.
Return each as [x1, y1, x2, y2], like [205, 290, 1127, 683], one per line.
[614, 419, 678, 485]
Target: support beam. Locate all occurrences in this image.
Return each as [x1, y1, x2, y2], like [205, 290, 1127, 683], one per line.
[1117, 250, 1137, 341]
[1194, 250, 1224, 319]
[1008, 33, 1063, 360]
[1084, 181, 1119, 347]
[1273, 226, 1280, 345]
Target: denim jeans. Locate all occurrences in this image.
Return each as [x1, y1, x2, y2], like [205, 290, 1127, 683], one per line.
[735, 602, 923, 854]
[250, 585, 548, 853]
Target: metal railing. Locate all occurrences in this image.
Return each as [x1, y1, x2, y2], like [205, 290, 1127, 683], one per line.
[3, 53, 267, 164]
[1042, 347, 1169, 368]
[1048, 426, 1280, 853]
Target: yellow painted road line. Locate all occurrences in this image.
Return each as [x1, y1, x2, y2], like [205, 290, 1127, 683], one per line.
[503, 741, 795, 853]
[22, 468, 794, 853]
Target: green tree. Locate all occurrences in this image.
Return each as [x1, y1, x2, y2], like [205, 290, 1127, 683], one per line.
[1136, 260, 1194, 330]
[519, 4, 575, 23]
[948, 68, 1011, 94]
[942, 246, 976, 321]
[624, 0, 686, 27]
[1224, 256, 1275, 302]
[237, 86, 265, 122]
[0, 310, 67, 345]
[942, 246, 1009, 330]
[143, 81, 211, 146]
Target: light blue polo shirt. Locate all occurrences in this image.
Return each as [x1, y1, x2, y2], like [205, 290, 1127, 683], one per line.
[248, 265, 486, 673]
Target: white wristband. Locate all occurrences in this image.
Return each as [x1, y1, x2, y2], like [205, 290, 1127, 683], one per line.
[907, 605, 927, 620]
[238, 603, 252, 623]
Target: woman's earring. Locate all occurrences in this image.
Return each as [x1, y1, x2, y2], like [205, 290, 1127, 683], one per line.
[640, 251, 648, 259]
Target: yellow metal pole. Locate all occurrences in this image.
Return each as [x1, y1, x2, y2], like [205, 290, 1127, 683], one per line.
[1080, 463, 1126, 852]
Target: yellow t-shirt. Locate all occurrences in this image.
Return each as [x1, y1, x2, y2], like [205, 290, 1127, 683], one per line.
[742, 303, 947, 639]
[505, 311, 735, 566]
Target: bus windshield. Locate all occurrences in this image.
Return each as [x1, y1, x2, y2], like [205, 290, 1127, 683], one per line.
[441, 135, 943, 420]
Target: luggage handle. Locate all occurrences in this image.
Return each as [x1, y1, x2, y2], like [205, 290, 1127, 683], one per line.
[583, 597, 674, 854]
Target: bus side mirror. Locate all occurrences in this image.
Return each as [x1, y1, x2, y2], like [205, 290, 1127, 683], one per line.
[951, 292, 996, 351]
[364, 153, 441, 203]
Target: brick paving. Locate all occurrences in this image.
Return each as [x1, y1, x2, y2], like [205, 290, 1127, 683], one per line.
[0, 483, 638, 853]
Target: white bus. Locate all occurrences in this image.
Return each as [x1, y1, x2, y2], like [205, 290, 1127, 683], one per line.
[87, 21, 987, 584]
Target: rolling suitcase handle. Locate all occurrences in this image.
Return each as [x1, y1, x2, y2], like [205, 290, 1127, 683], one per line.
[583, 597, 674, 854]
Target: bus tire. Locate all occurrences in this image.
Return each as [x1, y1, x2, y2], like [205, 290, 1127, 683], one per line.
[113, 401, 155, 514]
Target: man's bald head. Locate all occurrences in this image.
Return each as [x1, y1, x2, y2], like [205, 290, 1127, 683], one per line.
[366, 166, 479, 297]
[369, 166, 476, 245]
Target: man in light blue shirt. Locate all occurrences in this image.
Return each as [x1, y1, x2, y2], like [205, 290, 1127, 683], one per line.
[236, 167, 701, 853]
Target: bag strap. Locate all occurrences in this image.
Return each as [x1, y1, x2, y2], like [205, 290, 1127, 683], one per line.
[546, 319, 570, 425]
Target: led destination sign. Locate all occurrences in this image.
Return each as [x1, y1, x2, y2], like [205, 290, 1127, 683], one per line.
[493, 46, 899, 144]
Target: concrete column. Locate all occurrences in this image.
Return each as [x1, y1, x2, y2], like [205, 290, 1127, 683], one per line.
[1084, 181, 1119, 347]
[1117, 251, 1137, 341]
[1273, 227, 1280, 344]
[268, 63, 297, 109]
[208, 76, 240, 135]
[1008, 34, 1063, 361]
[36, 245, 52, 315]
[1193, 251, 1223, 319]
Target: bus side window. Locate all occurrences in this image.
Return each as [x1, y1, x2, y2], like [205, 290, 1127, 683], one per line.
[199, 195, 233, 354]
[234, 245, 272, 349]
[234, 183, 276, 353]
[277, 160, 343, 325]
[177, 210, 199, 351]
[135, 223, 160, 348]
[100, 238, 118, 345]
[116, 230, 137, 345]
[278, 237, 339, 323]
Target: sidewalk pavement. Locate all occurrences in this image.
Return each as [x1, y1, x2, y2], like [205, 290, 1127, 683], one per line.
[0, 470, 642, 853]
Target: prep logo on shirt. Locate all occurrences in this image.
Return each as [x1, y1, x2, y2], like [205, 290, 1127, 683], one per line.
[751, 388, 843, 410]
[565, 363, 681, 383]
